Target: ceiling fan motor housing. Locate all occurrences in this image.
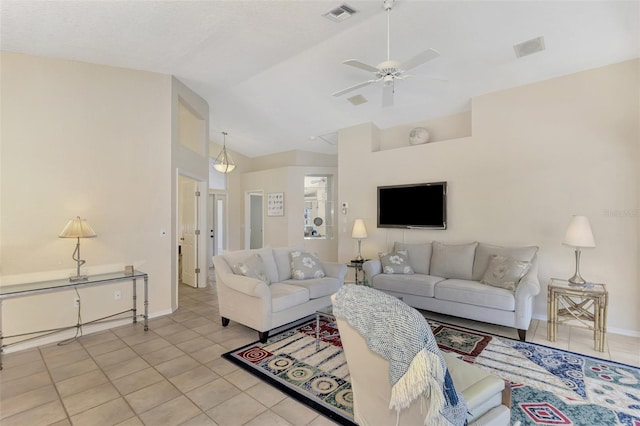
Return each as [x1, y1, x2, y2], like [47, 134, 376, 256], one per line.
[377, 60, 401, 77]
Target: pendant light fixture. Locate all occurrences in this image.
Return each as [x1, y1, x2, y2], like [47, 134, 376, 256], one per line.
[213, 131, 236, 173]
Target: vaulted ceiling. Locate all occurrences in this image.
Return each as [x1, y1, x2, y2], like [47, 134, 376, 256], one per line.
[1, 1, 638, 157]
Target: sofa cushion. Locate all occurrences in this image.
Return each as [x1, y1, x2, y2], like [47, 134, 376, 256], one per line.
[481, 255, 531, 291]
[270, 283, 310, 312]
[430, 241, 478, 280]
[472, 243, 539, 281]
[283, 277, 341, 299]
[231, 253, 270, 284]
[222, 247, 279, 283]
[273, 246, 304, 281]
[394, 242, 432, 275]
[379, 251, 414, 274]
[371, 274, 444, 298]
[290, 251, 326, 279]
[434, 279, 515, 311]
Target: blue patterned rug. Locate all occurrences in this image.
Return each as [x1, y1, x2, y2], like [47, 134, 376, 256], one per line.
[223, 318, 640, 425]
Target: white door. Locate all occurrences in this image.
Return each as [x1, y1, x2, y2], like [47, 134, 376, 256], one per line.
[180, 177, 198, 287]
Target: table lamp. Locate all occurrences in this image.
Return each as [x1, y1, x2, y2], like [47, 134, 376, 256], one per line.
[563, 215, 595, 286]
[59, 216, 97, 281]
[351, 219, 368, 261]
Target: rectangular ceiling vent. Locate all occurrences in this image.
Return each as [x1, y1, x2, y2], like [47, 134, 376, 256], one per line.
[323, 4, 357, 22]
[513, 36, 546, 58]
[347, 94, 368, 106]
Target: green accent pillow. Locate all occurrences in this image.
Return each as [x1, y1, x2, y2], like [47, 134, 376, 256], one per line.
[379, 250, 414, 275]
[232, 253, 270, 284]
[480, 254, 530, 291]
[290, 251, 326, 280]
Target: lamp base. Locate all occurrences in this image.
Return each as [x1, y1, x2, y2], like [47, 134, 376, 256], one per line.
[69, 275, 89, 282]
[568, 248, 587, 286]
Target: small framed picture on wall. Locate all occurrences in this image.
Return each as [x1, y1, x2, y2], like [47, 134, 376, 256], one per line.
[267, 192, 284, 216]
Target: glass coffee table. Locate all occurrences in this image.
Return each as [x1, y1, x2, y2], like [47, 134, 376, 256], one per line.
[315, 305, 335, 350]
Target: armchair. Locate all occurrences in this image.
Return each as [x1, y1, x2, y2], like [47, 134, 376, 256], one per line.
[332, 287, 512, 425]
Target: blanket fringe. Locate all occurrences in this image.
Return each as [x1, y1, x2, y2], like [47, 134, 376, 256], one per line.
[390, 348, 447, 425]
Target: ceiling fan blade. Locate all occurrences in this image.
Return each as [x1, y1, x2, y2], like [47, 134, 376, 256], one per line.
[332, 79, 377, 97]
[400, 48, 440, 72]
[402, 74, 448, 83]
[343, 59, 380, 73]
[382, 83, 394, 108]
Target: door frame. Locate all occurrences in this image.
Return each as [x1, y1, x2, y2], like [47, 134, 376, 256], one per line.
[175, 170, 208, 303]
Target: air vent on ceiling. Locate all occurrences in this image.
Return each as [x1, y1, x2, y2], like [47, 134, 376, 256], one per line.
[347, 94, 368, 106]
[323, 4, 357, 22]
[513, 36, 546, 58]
[317, 132, 338, 146]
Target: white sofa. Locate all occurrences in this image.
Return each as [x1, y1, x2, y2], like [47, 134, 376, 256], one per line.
[363, 241, 540, 340]
[213, 246, 347, 342]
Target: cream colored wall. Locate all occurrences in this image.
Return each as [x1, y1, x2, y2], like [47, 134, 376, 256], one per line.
[379, 111, 472, 151]
[338, 60, 639, 335]
[171, 78, 209, 308]
[0, 52, 174, 346]
[242, 166, 339, 261]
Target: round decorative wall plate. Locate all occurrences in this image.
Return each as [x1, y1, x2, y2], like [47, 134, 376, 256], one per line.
[313, 217, 323, 226]
[409, 127, 430, 145]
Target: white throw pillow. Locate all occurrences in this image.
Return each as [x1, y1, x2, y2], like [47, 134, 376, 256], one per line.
[231, 253, 271, 284]
[379, 250, 414, 275]
[472, 243, 538, 281]
[290, 251, 326, 280]
[480, 255, 531, 291]
[394, 242, 431, 275]
[429, 241, 478, 280]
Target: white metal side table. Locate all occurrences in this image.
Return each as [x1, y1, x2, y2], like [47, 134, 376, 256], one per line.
[547, 278, 608, 352]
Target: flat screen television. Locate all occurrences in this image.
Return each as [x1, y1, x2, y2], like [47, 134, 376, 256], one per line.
[377, 182, 447, 229]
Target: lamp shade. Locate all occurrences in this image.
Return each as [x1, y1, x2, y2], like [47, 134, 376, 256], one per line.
[59, 216, 97, 238]
[351, 219, 368, 239]
[563, 215, 595, 248]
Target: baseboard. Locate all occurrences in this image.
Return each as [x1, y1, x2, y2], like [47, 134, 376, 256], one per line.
[2, 308, 173, 354]
[531, 313, 640, 338]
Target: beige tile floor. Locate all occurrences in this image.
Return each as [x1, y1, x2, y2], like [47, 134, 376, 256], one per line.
[1, 277, 638, 426]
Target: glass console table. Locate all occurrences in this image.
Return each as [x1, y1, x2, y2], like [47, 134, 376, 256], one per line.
[0, 270, 149, 369]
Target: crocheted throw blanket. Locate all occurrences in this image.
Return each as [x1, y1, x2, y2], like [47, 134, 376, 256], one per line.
[333, 285, 468, 426]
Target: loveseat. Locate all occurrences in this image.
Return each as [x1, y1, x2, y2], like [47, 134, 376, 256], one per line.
[213, 246, 347, 342]
[362, 241, 540, 340]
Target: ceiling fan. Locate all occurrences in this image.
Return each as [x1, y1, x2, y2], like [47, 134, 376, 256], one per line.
[333, 0, 441, 107]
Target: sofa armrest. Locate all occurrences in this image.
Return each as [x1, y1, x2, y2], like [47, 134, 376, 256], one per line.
[516, 258, 540, 298]
[514, 256, 540, 329]
[362, 259, 382, 278]
[219, 273, 270, 298]
[322, 261, 348, 282]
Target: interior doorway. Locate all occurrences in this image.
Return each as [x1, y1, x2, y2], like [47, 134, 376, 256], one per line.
[208, 192, 228, 266]
[245, 191, 263, 249]
[178, 174, 203, 288]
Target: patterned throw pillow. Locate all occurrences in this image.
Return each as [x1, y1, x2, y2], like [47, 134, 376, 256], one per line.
[379, 250, 414, 275]
[480, 254, 530, 291]
[289, 251, 326, 280]
[231, 253, 270, 284]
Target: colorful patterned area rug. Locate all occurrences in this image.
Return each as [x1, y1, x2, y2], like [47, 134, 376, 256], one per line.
[222, 317, 640, 426]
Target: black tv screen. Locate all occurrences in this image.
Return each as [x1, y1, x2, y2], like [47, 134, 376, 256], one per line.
[377, 182, 447, 229]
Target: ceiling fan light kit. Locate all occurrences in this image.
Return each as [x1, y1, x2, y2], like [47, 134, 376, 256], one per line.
[333, 0, 441, 107]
